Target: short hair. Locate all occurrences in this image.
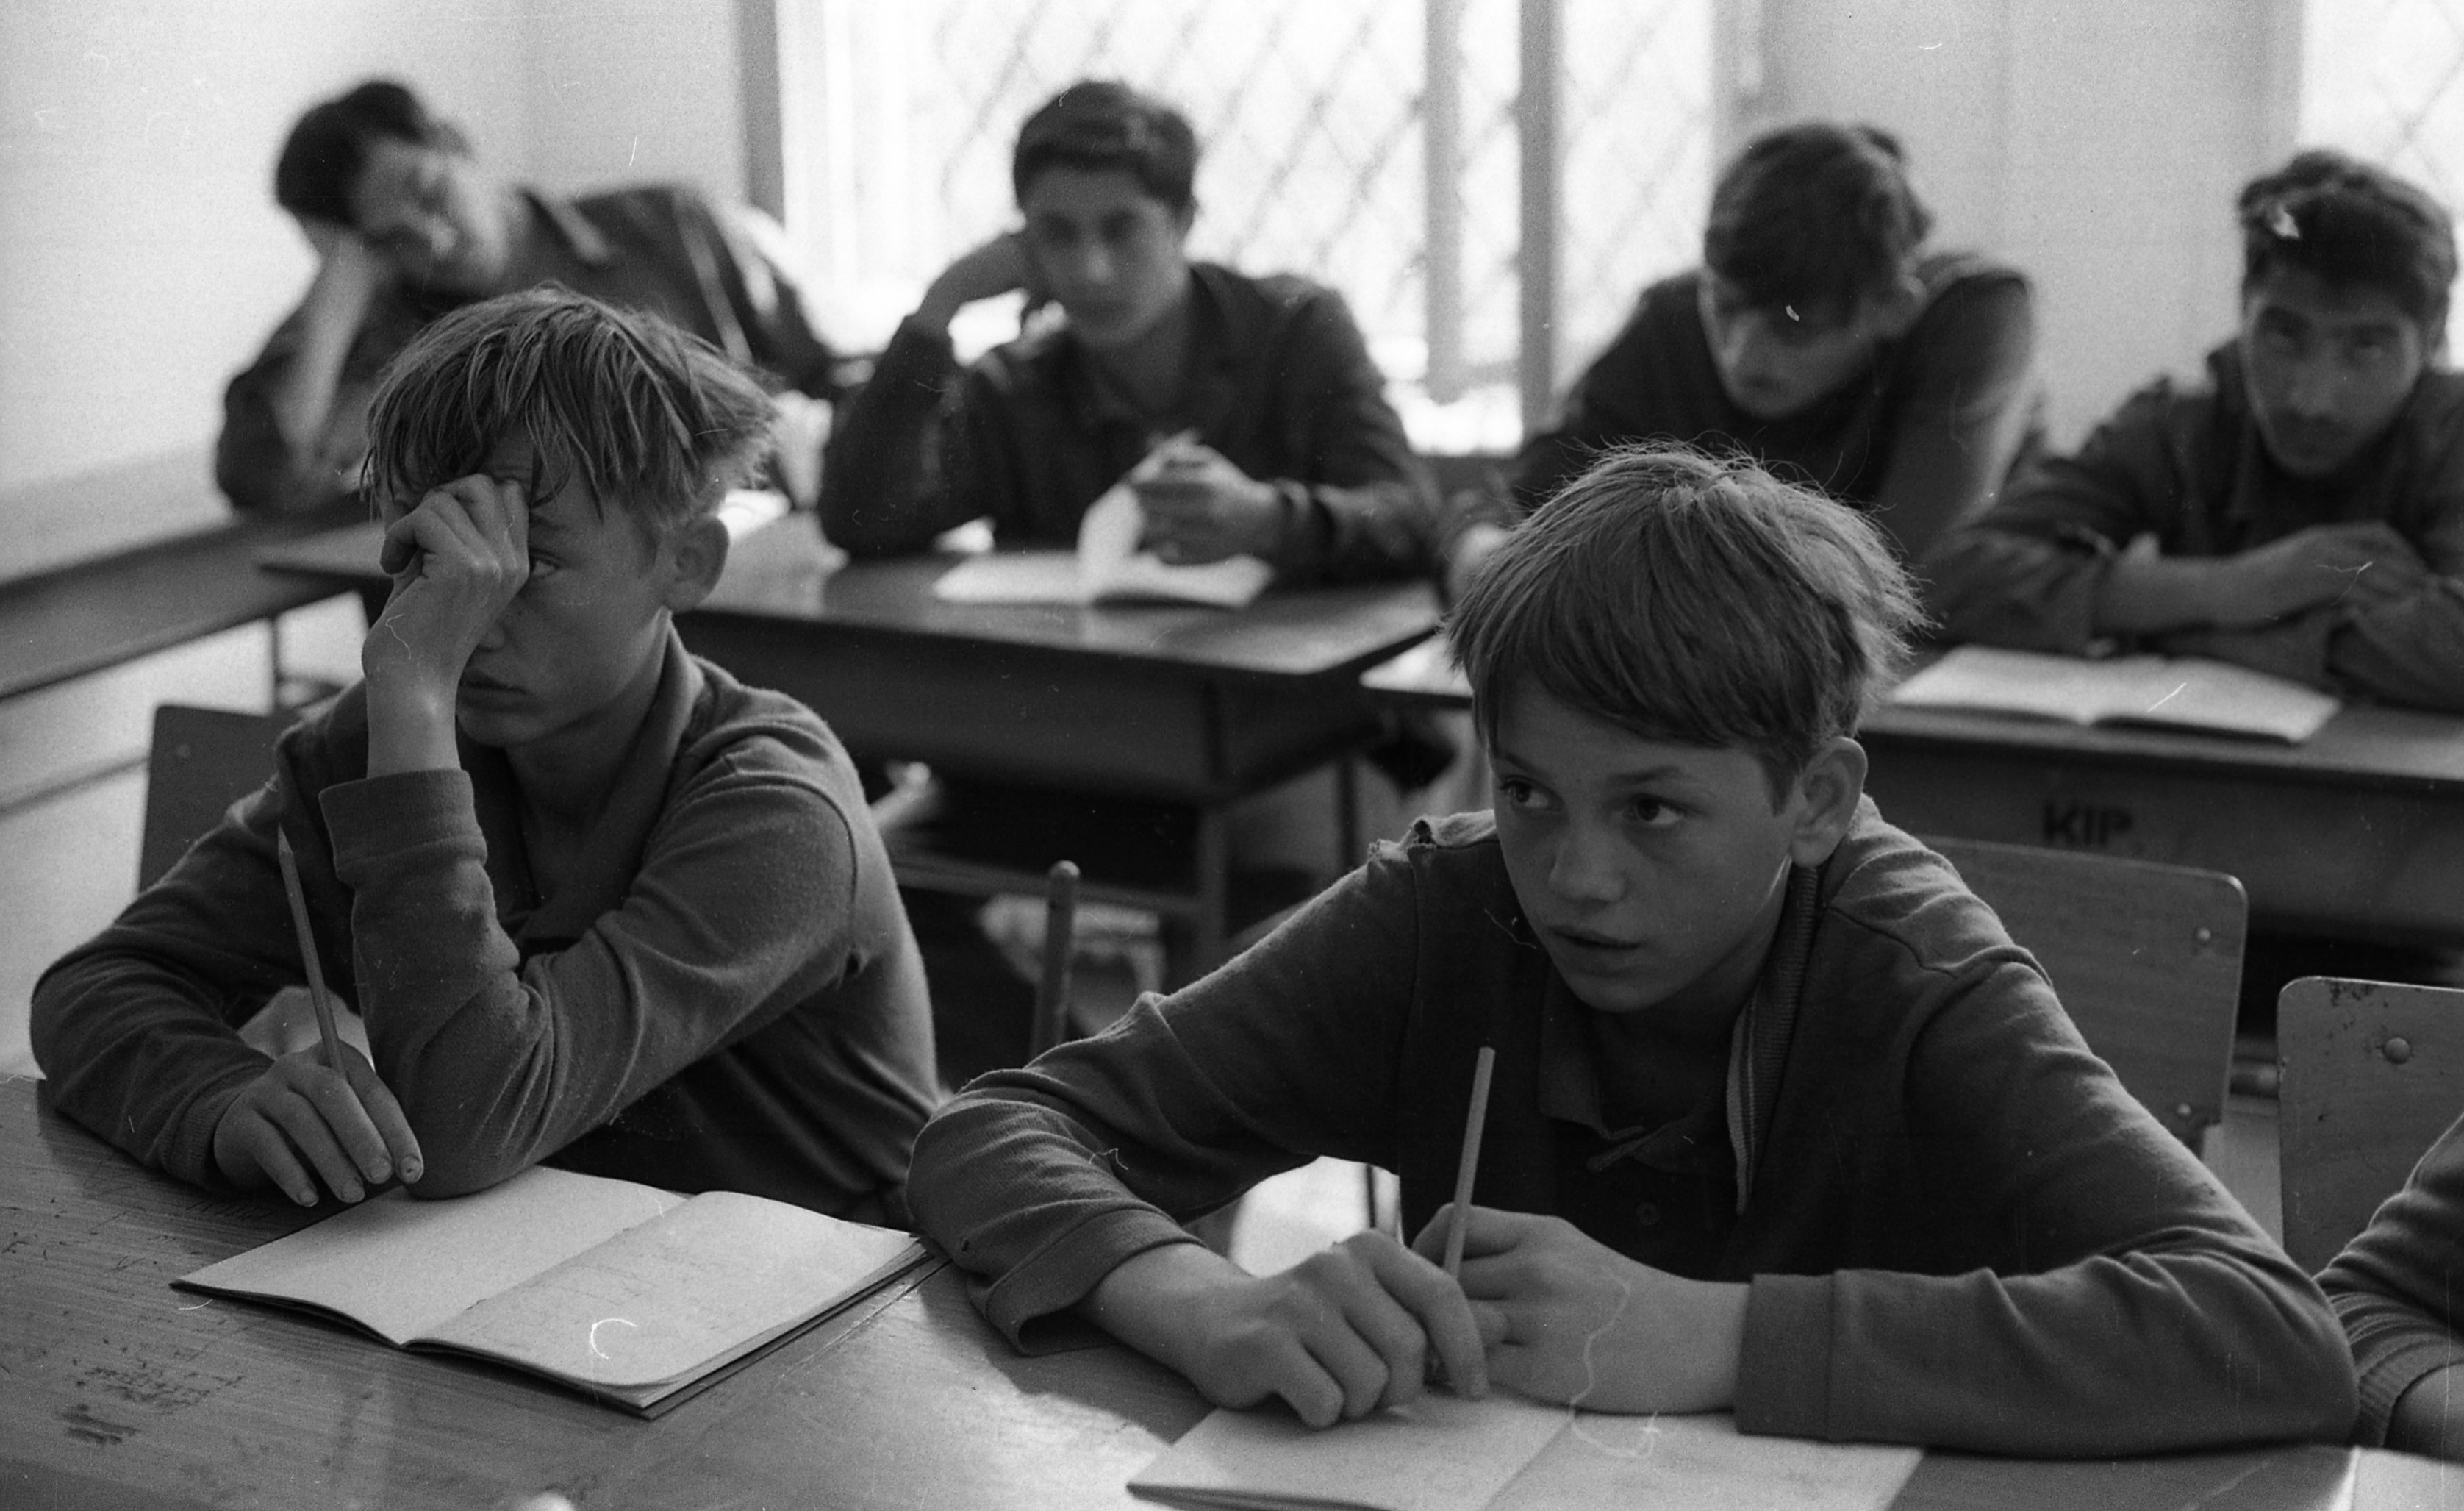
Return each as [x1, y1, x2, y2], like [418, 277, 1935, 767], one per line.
[1702, 121, 1933, 317]
[1449, 446, 1923, 800]
[362, 288, 776, 537]
[2238, 149, 2457, 333]
[274, 79, 466, 227]
[1012, 80, 1198, 212]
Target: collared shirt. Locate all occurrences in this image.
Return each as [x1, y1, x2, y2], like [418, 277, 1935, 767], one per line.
[821, 261, 1438, 585]
[217, 183, 837, 515]
[1927, 341, 2464, 712]
[32, 631, 940, 1220]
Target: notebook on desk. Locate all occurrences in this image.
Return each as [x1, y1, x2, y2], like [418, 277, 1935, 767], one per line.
[1889, 646, 2341, 743]
[175, 1165, 926, 1416]
[1129, 1396, 1919, 1511]
[934, 451, 1273, 610]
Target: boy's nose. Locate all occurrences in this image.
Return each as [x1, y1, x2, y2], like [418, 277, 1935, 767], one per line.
[1545, 829, 1627, 904]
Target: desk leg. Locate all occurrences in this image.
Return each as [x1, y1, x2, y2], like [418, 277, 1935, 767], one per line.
[1166, 809, 1232, 987]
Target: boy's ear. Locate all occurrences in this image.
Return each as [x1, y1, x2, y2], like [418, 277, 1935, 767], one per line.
[1784, 736, 1868, 868]
[660, 513, 731, 613]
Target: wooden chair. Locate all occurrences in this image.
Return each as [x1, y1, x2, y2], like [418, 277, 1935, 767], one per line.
[2277, 976, 2464, 1272]
[141, 704, 291, 887]
[1930, 837, 2246, 1151]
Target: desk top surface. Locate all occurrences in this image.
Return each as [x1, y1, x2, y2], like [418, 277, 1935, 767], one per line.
[261, 518, 1441, 683]
[1363, 636, 2464, 791]
[0, 471, 359, 701]
[1, 1076, 2446, 1510]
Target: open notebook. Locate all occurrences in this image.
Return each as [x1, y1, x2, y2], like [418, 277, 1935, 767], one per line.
[1130, 1396, 1919, 1511]
[1889, 646, 2341, 743]
[176, 1165, 926, 1415]
[933, 440, 1274, 609]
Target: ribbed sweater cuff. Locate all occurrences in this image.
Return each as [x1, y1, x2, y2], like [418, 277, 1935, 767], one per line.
[1735, 1272, 1836, 1437]
[2358, 1339, 2464, 1448]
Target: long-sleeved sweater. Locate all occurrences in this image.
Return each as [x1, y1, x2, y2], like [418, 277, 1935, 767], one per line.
[34, 633, 939, 1221]
[907, 803, 2356, 1456]
[1926, 342, 2464, 712]
[2321, 1106, 2464, 1446]
[819, 262, 1437, 585]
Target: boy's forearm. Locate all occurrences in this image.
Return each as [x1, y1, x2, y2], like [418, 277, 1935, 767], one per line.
[2091, 550, 2233, 634]
[1083, 1241, 1243, 1374]
[362, 676, 462, 776]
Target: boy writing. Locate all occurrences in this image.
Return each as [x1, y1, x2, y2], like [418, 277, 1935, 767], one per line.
[1444, 122, 2042, 592]
[1928, 149, 2464, 713]
[37, 290, 939, 1223]
[907, 446, 2354, 1453]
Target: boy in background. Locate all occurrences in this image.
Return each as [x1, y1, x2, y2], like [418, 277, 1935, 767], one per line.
[1444, 122, 2041, 592]
[1928, 149, 2464, 714]
[220, 79, 838, 515]
[38, 290, 938, 1223]
[907, 446, 2353, 1453]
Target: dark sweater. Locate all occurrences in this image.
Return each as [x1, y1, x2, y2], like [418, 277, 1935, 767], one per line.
[1927, 342, 2464, 712]
[820, 262, 1437, 585]
[2321, 1105, 2464, 1445]
[907, 803, 2354, 1455]
[34, 633, 939, 1221]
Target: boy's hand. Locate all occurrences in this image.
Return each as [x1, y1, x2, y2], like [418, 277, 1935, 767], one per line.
[1136, 444, 1282, 564]
[1411, 1205, 1747, 1414]
[363, 476, 530, 750]
[2202, 522, 2429, 624]
[917, 232, 1034, 331]
[212, 1042, 424, 1207]
[1085, 1235, 1489, 1428]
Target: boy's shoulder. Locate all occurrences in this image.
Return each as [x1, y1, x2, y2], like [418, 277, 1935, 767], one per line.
[1813, 798, 2032, 987]
[678, 655, 862, 800]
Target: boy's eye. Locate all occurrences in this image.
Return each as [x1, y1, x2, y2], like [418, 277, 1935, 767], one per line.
[1625, 797, 1680, 827]
[1495, 776, 1550, 810]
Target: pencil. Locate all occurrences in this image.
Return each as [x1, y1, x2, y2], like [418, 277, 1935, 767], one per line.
[1441, 1045, 1497, 1278]
[275, 830, 347, 1074]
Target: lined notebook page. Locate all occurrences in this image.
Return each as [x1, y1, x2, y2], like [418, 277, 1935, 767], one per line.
[1130, 1392, 1569, 1511]
[1490, 1412, 1917, 1510]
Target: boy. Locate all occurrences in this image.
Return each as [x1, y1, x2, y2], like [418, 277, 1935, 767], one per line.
[906, 446, 2354, 1453]
[221, 79, 838, 515]
[2323, 1107, 2464, 1458]
[1444, 122, 2041, 592]
[1928, 149, 2464, 713]
[820, 79, 1436, 583]
[37, 290, 939, 1223]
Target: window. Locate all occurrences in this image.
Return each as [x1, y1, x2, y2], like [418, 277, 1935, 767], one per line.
[778, 0, 1712, 451]
[2302, 0, 2464, 343]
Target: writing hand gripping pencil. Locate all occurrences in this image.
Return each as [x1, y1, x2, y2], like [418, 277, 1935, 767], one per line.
[209, 835, 423, 1207]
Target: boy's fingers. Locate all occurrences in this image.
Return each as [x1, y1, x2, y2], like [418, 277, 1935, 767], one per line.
[1364, 1244, 1487, 1397]
[229, 1115, 321, 1206]
[345, 1055, 426, 1183]
[1299, 1317, 1394, 1422]
[265, 1089, 366, 1204]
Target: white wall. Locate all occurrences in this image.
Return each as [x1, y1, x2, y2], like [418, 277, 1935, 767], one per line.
[0, 0, 745, 576]
[1735, 0, 2303, 447]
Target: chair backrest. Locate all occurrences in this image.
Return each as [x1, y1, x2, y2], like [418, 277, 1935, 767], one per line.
[2278, 976, 2464, 1272]
[141, 704, 292, 888]
[1930, 836, 2246, 1149]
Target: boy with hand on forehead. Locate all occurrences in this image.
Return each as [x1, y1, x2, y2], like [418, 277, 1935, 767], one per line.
[36, 290, 939, 1222]
[906, 446, 2354, 1453]
[1445, 122, 2042, 593]
[1930, 149, 2464, 712]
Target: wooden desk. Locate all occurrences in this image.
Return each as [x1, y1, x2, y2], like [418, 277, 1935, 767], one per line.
[1361, 637, 2464, 948]
[260, 519, 1439, 804]
[3, 1077, 2450, 1509]
[0, 465, 359, 704]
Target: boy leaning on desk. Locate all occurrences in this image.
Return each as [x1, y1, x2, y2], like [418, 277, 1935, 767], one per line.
[907, 445, 2358, 1455]
[32, 288, 941, 1224]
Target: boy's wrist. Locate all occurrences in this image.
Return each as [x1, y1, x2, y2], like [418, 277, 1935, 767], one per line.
[362, 675, 462, 776]
[1081, 1240, 1235, 1374]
